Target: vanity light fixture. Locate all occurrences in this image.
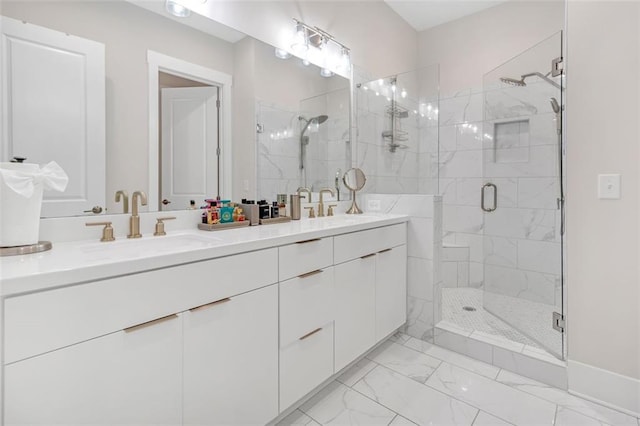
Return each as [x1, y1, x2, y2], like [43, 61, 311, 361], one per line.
[291, 18, 351, 75]
[165, 0, 191, 17]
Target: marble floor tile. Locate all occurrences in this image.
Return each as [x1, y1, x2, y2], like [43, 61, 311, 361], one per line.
[388, 415, 418, 425]
[496, 370, 638, 426]
[404, 337, 501, 380]
[366, 341, 442, 383]
[389, 331, 412, 345]
[277, 409, 322, 426]
[299, 381, 396, 426]
[425, 363, 556, 425]
[336, 358, 378, 388]
[554, 406, 611, 426]
[472, 411, 514, 426]
[353, 365, 478, 426]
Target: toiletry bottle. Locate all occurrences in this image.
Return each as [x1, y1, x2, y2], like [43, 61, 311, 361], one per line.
[290, 194, 301, 220]
[271, 201, 279, 218]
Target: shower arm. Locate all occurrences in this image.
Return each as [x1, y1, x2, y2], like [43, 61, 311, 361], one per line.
[521, 71, 562, 90]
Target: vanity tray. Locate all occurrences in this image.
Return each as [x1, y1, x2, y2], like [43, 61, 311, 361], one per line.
[198, 221, 250, 231]
[259, 216, 292, 225]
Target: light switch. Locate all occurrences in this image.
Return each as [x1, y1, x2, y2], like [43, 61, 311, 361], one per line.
[598, 174, 621, 199]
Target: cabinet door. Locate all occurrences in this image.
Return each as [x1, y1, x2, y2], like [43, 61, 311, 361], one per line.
[334, 254, 376, 371]
[376, 245, 408, 340]
[183, 284, 278, 425]
[5, 314, 182, 425]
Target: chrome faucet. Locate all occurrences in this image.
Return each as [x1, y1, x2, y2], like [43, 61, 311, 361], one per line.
[318, 188, 335, 217]
[297, 186, 312, 203]
[128, 190, 147, 238]
[115, 190, 129, 214]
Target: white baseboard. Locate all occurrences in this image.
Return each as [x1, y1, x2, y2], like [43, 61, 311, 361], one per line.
[568, 360, 640, 417]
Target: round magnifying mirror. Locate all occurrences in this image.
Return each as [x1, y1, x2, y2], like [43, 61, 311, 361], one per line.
[343, 168, 366, 214]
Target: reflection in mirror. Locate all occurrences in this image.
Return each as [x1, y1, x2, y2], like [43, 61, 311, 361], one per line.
[343, 167, 366, 214]
[1, 0, 352, 216]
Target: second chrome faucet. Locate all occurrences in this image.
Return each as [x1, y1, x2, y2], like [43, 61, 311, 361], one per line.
[128, 190, 148, 238]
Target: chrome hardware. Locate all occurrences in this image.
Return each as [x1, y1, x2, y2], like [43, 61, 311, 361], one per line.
[327, 204, 337, 216]
[115, 190, 129, 214]
[318, 188, 335, 217]
[256, 123, 264, 133]
[481, 183, 497, 212]
[85, 221, 115, 242]
[83, 206, 103, 214]
[304, 206, 316, 218]
[297, 186, 312, 203]
[190, 297, 231, 312]
[162, 199, 172, 206]
[123, 314, 178, 333]
[153, 216, 176, 236]
[553, 312, 565, 333]
[551, 56, 564, 77]
[128, 191, 148, 239]
[299, 327, 322, 341]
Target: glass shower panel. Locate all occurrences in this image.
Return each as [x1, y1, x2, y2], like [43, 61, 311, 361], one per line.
[482, 32, 564, 358]
[355, 65, 439, 194]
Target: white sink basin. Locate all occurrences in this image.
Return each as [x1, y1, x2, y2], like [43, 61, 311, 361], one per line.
[80, 233, 220, 260]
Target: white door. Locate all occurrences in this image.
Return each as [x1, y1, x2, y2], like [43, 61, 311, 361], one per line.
[0, 17, 105, 217]
[161, 86, 218, 210]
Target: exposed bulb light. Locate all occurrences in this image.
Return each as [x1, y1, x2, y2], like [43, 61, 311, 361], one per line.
[401, 89, 407, 98]
[391, 84, 396, 93]
[378, 79, 384, 86]
[165, 0, 191, 17]
[339, 47, 351, 72]
[291, 23, 308, 54]
[274, 48, 291, 59]
[320, 68, 334, 78]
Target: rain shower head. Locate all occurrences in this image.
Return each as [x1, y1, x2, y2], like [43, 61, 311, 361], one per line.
[500, 76, 526, 87]
[299, 114, 329, 135]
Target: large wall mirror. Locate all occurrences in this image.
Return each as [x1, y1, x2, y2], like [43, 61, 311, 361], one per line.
[0, 0, 351, 217]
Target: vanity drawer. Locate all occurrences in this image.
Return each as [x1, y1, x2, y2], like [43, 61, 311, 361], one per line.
[279, 237, 333, 281]
[279, 267, 334, 347]
[279, 322, 334, 411]
[334, 223, 406, 264]
[4, 248, 278, 364]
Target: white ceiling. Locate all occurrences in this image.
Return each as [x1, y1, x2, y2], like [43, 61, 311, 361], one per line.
[384, 0, 508, 32]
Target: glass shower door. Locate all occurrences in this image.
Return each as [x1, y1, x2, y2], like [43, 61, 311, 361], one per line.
[481, 32, 564, 359]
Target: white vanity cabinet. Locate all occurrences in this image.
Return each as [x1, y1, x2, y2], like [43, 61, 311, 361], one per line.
[334, 223, 407, 371]
[1, 216, 409, 425]
[183, 284, 278, 426]
[5, 312, 183, 425]
[3, 248, 279, 426]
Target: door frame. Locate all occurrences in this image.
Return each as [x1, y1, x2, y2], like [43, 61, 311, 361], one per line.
[147, 50, 232, 211]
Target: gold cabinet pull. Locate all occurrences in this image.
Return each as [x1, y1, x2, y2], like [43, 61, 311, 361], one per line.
[124, 314, 178, 333]
[361, 253, 376, 259]
[378, 248, 392, 253]
[299, 327, 323, 340]
[298, 269, 323, 279]
[296, 238, 320, 244]
[189, 297, 231, 312]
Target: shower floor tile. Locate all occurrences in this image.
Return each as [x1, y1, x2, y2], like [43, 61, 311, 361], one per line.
[441, 287, 563, 358]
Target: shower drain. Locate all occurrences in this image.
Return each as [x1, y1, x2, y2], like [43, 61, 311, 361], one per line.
[462, 306, 477, 312]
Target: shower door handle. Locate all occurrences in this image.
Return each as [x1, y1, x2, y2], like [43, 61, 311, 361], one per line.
[481, 183, 497, 212]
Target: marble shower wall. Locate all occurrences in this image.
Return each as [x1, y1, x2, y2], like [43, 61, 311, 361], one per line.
[439, 80, 562, 312]
[355, 66, 439, 195]
[360, 194, 442, 342]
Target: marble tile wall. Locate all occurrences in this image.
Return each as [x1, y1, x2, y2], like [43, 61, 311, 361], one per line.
[360, 194, 442, 342]
[439, 82, 562, 317]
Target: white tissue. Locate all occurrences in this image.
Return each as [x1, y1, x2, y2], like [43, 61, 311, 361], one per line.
[0, 161, 68, 198]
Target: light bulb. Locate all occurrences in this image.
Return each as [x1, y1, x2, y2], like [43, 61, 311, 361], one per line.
[320, 68, 334, 78]
[291, 23, 308, 54]
[274, 48, 291, 59]
[339, 48, 351, 72]
[165, 0, 191, 17]
[401, 89, 407, 98]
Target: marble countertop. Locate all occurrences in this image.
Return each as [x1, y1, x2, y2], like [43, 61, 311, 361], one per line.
[0, 214, 408, 297]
